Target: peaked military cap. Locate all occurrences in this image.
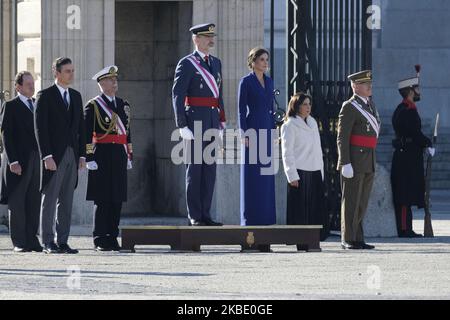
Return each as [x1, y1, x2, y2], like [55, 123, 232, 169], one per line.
[348, 70, 372, 83]
[189, 23, 216, 36]
[92, 65, 119, 82]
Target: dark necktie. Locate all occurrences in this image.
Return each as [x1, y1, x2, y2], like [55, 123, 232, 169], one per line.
[204, 55, 211, 71]
[27, 98, 34, 112]
[63, 90, 69, 109]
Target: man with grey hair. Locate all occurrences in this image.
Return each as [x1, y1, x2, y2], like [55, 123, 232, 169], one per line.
[337, 70, 380, 250]
[84, 65, 132, 252]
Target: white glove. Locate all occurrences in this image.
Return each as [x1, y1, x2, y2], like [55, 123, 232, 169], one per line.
[427, 147, 435, 157]
[86, 161, 98, 170]
[179, 126, 194, 140]
[341, 164, 354, 179]
[127, 159, 133, 170]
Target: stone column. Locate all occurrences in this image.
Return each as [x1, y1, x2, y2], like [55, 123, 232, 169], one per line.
[1, 0, 16, 94]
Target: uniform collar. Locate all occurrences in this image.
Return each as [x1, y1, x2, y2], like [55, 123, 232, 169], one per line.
[195, 50, 209, 60]
[103, 93, 115, 102]
[355, 94, 369, 105]
[17, 92, 34, 105]
[402, 98, 417, 110]
[54, 80, 69, 96]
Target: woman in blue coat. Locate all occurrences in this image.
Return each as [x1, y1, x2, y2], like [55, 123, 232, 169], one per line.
[238, 47, 276, 228]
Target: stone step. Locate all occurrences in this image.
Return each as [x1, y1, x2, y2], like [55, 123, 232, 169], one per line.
[378, 133, 450, 143]
[430, 180, 450, 189]
[376, 143, 450, 153]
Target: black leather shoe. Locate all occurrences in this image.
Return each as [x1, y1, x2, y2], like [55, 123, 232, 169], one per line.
[109, 238, 122, 251]
[357, 242, 375, 250]
[203, 218, 223, 226]
[189, 219, 205, 226]
[258, 244, 273, 252]
[43, 242, 60, 254]
[409, 231, 423, 238]
[95, 246, 112, 252]
[58, 243, 79, 254]
[13, 247, 29, 253]
[399, 231, 423, 238]
[341, 241, 361, 250]
[27, 245, 43, 252]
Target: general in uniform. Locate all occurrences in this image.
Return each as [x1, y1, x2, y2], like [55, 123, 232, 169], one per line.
[337, 70, 380, 250]
[172, 23, 225, 226]
[391, 71, 434, 237]
[85, 66, 133, 251]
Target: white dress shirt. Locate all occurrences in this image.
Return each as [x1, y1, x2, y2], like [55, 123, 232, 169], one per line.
[55, 80, 70, 106]
[17, 92, 35, 112]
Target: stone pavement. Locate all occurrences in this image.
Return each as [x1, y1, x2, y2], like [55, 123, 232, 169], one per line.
[0, 213, 449, 300]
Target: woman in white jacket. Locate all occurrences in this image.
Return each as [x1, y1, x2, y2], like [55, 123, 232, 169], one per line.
[281, 92, 329, 240]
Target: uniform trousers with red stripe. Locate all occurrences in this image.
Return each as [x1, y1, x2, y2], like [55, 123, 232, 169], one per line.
[394, 204, 413, 235]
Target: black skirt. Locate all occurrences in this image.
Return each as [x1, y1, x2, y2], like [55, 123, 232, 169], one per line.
[286, 169, 329, 240]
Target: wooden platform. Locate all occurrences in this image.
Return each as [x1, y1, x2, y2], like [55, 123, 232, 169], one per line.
[120, 225, 322, 253]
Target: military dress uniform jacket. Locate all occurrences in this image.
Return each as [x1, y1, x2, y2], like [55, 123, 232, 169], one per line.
[391, 101, 431, 208]
[172, 51, 226, 131]
[337, 95, 380, 173]
[84, 94, 132, 202]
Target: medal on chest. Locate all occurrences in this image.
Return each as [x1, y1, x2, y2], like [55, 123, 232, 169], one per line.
[216, 72, 222, 87]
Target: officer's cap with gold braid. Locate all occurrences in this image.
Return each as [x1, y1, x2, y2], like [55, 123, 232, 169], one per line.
[190, 23, 216, 36]
[92, 65, 118, 82]
[348, 70, 372, 83]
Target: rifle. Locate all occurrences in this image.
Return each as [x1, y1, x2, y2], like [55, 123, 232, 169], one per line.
[423, 113, 439, 238]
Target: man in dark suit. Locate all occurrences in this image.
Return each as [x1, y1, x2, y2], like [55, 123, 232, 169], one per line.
[0, 71, 42, 252]
[34, 57, 86, 254]
[172, 23, 225, 226]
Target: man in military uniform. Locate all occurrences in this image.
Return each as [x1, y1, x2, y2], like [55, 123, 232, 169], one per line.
[391, 71, 434, 237]
[85, 65, 132, 251]
[172, 23, 225, 226]
[337, 70, 380, 250]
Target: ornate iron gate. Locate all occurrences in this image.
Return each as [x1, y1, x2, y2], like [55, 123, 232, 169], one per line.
[287, 0, 373, 230]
